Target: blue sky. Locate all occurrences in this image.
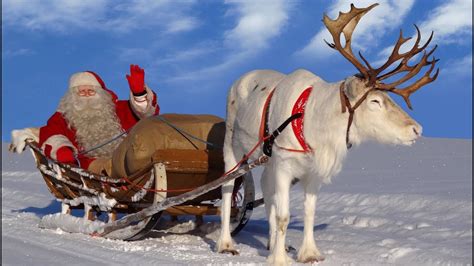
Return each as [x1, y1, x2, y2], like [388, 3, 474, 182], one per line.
[2, 0, 472, 141]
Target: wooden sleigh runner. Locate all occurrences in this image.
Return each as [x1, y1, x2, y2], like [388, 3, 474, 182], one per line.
[27, 140, 260, 240]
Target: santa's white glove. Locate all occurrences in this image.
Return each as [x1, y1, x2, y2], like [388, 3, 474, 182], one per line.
[9, 128, 40, 154]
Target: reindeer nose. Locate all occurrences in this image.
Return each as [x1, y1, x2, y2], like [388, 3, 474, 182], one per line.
[412, 125, 422, 137]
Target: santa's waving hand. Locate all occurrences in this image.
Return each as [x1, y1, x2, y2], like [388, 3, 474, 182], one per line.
[126, 64, 160, 116]
[10, 65, 159, 171]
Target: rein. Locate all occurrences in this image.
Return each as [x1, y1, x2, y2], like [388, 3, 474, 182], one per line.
[263, 113, 303, 156]
[78, 81, 367, 161]
[339, 81, 374, 149]
[74, 114, 222, 166]
[74, 130, 128, 167]
[154, 115, 222, 149]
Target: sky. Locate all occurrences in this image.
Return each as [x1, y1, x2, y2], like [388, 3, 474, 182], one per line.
[2, 0, 472, 141]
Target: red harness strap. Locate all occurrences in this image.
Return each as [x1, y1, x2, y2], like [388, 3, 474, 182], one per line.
[281, 86, 313, 152]
[259, 89, 276, 140]
[259, 87, 313, 153]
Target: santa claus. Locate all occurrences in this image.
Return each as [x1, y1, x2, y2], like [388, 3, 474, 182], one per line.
[10, 64, 159, 172]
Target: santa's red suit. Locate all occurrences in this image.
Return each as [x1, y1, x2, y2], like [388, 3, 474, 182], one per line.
[39, 65, 159, 169]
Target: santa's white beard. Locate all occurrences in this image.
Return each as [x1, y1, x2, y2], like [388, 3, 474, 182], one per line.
[58, 89, 124, 158]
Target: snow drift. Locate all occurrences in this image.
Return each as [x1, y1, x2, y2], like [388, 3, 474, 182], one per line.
[2, 138, 472, 265]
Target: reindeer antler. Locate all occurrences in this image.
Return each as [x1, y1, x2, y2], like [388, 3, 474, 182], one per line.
[324, 3, 440, 109]
[323, 3, 378, 80]
[373, 25, 440, 109]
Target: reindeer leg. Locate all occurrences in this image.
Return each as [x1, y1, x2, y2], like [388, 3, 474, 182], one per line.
[217, 149, 239, 255]
[263, 168, 296, 253]
[297, 176, 325, 263]
[217, 179, 238, 254]
[261, 167, 276, 251]
[267, 163, 293, 266]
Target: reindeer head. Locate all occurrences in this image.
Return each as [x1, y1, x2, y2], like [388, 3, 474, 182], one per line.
[323, 3, 439, 147]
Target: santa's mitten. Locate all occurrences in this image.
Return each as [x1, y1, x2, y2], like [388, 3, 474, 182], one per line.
[55, 146, 76, 164]
[126, 64, 146, 96]
[9, 128, 39, 153]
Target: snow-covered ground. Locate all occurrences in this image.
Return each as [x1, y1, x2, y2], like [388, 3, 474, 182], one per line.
[2, 138, 472, 265]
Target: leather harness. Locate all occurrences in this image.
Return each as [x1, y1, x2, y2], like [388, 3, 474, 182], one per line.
[339, 81, 375, 149]
[261, 80, 375, 156]
[260, 87, 313, 156]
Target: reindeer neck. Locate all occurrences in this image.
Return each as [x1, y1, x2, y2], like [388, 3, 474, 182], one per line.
[304, 80, 358, 153]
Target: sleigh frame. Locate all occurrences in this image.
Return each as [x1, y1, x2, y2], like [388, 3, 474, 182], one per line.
[27, 141, 256, 240]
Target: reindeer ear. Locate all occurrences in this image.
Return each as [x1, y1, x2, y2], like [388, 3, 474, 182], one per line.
[344, 76, 367, 100]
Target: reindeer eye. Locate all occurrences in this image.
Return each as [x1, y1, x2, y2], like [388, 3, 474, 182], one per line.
[370, 99, 382, 108]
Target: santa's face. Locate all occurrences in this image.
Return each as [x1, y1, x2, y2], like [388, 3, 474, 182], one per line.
[77, 85, 97, 97]
[73, 85, 102, 111]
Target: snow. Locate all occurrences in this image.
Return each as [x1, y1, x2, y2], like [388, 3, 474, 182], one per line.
[2, 138, 472, 265]
[39, 213, 108, 235]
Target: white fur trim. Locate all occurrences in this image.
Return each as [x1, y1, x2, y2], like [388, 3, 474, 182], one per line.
[69, 72, 101, 88]
[129, 85, 157, 118]
[133, 93, 147, 103]
[132, 95, 148, 113]
[9, 127, 40, 154]
[41, 134, 77, 160]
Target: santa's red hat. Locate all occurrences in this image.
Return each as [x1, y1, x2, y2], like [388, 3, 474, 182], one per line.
[68, 71, 118, 102]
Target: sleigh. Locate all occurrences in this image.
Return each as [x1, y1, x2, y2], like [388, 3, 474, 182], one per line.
[26, 140, 261, 240]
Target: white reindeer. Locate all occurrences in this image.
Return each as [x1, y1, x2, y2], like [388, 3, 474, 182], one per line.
[217, 3, 439, 265]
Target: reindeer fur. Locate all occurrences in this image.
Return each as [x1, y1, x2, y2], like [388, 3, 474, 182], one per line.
[217, 69, 421, 265]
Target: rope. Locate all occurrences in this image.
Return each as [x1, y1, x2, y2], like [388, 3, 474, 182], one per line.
[117, 134, 271, 193]
[74, 113, 299, 193]
[106, 113, 301, 193]
[77, 131, 128, 156]
[154, 115, 222, 149]
[73, 130, 129, 168]
[75, 114, 221, 164]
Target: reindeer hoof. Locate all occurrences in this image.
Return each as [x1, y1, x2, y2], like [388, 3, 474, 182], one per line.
[217, 239, 239, 255]
[220, 249, 239, 255]
[297, 247, 325, 263]
[297, 254, 325, 263]
[299, 255, 325, 263]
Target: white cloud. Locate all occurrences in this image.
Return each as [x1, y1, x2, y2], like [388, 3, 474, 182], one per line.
[443, 54, 472, 77]
[3, 0, 107, 32]
[104, 0, 199, 34]
[224, 0, 292, 51]
[164, 50, 252, 83]
[2, 0, 199, 34]
[371, 42, 424, 69]
[372, 0, 472, 71]
[417, 0, 472, 45]
[116, 48, 152, 63]
[295, 0, 415, 59]
[165, 17, 200, 34]
[165, 0, 294, 84]
[153, 43, 217, 65]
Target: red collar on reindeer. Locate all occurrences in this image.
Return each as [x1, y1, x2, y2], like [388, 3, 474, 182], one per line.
[260, 87, 313, 155]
